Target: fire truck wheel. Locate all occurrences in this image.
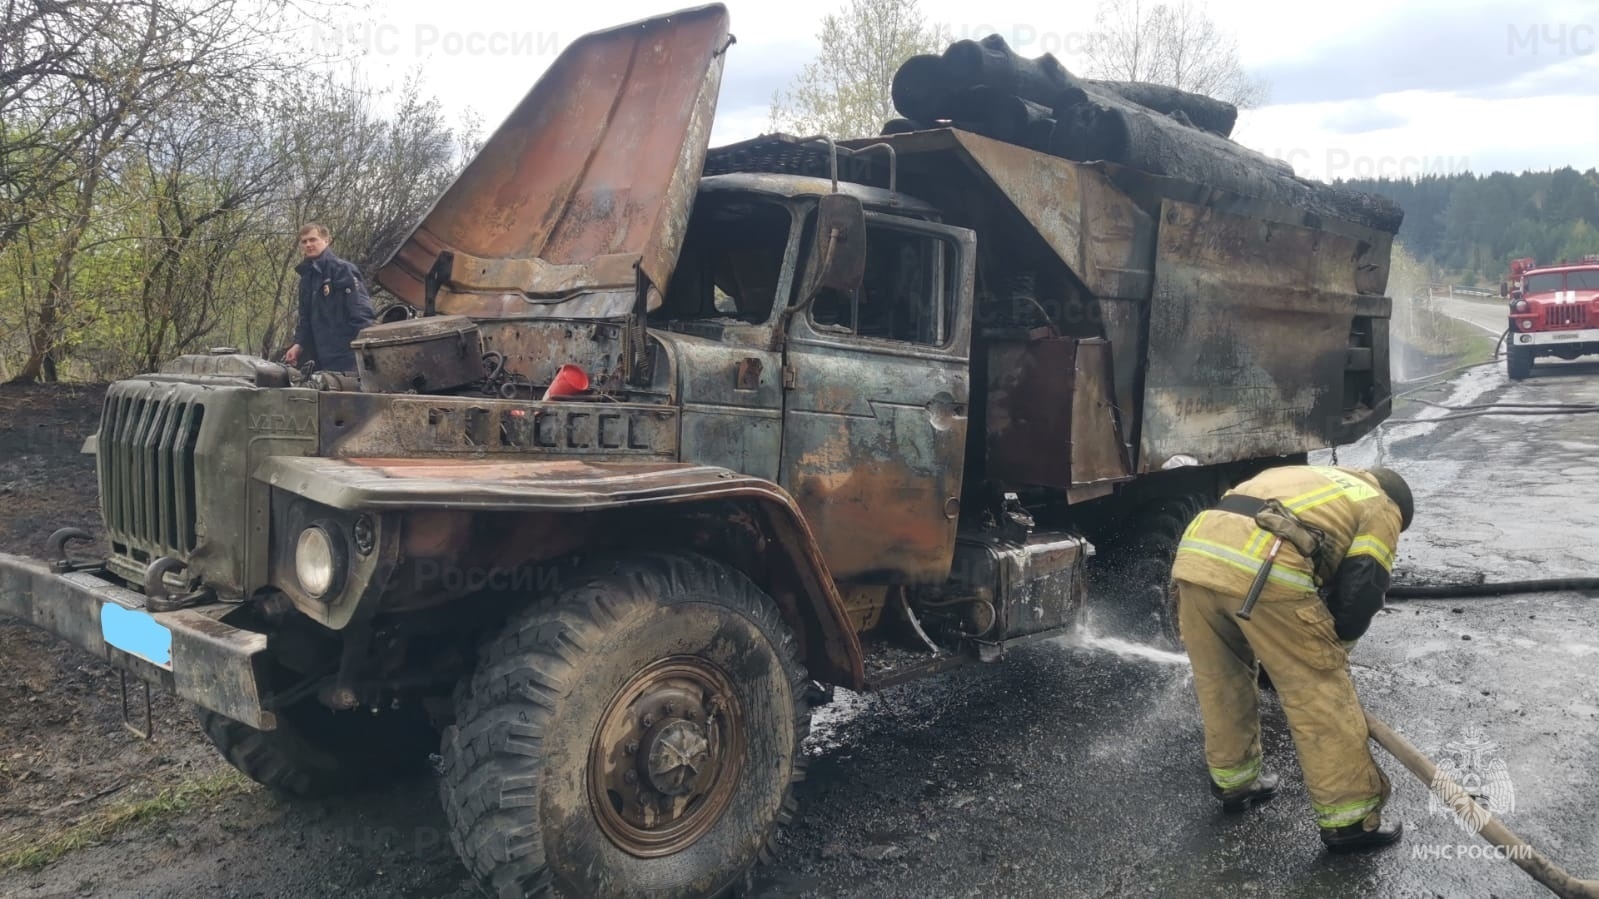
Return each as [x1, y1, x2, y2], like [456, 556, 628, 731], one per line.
[440, 552, 810, 899]
[1506, 346, 1532, 380]
[197, 700, 435, 798]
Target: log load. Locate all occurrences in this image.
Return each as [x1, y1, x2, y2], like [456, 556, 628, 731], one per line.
[885, 33, 1402, 235]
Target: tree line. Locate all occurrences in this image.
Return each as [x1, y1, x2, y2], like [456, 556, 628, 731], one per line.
[1, 0, 479, 384]
[1339, 168, 1599, 285]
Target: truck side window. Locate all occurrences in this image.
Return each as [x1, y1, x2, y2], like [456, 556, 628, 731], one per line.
[809, 221, 953, 347]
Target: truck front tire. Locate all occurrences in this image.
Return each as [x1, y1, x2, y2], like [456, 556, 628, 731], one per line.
[440, 552, 810, 899]
[198, 700, 435, 798]
[1506, 345, 1532, 380]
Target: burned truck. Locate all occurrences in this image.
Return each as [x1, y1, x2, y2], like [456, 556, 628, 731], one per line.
[0, 5, 1398, 897]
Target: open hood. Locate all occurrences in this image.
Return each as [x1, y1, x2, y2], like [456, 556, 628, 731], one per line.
[376, 5, 731, 318]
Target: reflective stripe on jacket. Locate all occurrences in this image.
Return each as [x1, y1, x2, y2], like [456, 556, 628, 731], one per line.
[1172, 466, 1402, 639]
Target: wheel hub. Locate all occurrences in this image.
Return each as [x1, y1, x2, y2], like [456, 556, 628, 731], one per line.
[644, 718, 710, 796]
[589, 657, 745, 857]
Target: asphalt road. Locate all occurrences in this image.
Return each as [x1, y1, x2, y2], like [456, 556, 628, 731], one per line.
[1432, 296, 1511, 337]
[5, 322, 1598, 898]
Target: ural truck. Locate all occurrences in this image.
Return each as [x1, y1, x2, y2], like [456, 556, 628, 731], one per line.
[0, 6, 1397, 897]
[1506, 258, 1599, 379]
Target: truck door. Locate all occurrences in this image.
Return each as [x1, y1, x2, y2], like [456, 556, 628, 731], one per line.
[779, 212, 975, 585]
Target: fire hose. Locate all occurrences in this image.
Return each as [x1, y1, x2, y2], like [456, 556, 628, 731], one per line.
[1388, 578, 1599, 599]
[1365, 711, 1599, 898]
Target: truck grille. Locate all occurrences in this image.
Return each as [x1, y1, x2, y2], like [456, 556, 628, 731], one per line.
[1544, 305, 1587, 328]
[99, 385, 205, 561]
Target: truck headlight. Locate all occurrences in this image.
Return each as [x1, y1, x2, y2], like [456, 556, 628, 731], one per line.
[295, 524, 346, 598]
[1520, 320, 1533, 330]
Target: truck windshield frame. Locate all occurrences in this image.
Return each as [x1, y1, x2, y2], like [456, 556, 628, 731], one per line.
[657, 195, 800, 326]
[1568, 268, 1599, 291]
[1523, 269, 1599, 295]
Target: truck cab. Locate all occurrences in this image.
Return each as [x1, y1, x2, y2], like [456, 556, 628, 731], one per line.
[1506, 261, 1599, 379]
[655, 175, 975, 588]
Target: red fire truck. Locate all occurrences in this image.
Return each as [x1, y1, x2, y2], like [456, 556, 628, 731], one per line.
[1506, 255, 1599, 379]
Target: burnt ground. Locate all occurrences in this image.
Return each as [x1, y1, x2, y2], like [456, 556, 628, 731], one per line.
[3, 351, 1599, 898]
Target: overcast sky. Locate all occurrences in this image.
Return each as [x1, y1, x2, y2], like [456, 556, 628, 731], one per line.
[311, 0, 1599, 181]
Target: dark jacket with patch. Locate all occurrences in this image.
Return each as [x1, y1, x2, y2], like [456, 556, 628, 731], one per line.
[294, 248, 375, 372]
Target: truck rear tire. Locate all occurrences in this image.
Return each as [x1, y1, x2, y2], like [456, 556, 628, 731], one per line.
[1101, 493, 1212, 650]
[1506, 346, 1532, 380]
[440, 552, 810, 899]
[197, 701, 435, 798]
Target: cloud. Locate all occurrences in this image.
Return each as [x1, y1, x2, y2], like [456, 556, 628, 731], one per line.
[1321, 103, 1409, 134]
[1257, 1, 1599, 104]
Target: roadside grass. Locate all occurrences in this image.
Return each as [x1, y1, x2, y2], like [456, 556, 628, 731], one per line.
[1389, 305, 1503, 420]
[1399, 301, 1502, 371]
[0, 769, 255, 871]
[1425, 308, 1501, 367]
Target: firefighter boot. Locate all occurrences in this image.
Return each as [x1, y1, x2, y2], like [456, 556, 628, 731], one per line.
[1210, 771, 1280, 812]
[1320, 817, 1403, 853]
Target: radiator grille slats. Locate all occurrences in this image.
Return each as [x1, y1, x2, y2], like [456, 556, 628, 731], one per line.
[99, 384, 204, 562]
[1544, 305, 1588, 328]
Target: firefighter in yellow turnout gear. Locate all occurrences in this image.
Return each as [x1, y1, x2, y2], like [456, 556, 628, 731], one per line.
[1172, 465, 1414, 852]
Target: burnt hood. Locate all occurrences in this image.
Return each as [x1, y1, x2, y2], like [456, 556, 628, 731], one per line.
[376, 5, 731, 319]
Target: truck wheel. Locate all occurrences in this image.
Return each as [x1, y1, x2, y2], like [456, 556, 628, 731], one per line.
[440, 552, 810, 899]
[1506, 346, 1532, 380]
[1106, 493, 1211, 650]
[197, 700, 435, 798]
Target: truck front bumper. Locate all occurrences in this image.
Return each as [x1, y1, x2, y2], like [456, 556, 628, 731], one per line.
[0, 552, 275, 730]
[1514, 327, 1599, 347]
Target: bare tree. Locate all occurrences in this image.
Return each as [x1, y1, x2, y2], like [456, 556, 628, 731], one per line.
[1084, 0, 1268, 108]
[768, 0, 946, 138]
[3, 0, 306, 382]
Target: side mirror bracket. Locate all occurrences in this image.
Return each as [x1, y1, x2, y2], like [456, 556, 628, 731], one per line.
[776, 194, 867, 345]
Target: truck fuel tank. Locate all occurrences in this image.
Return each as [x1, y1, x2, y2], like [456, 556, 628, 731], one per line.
[922, 530, 1091, 645]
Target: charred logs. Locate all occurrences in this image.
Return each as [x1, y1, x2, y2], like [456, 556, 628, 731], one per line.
[885, 33, 1402, 235]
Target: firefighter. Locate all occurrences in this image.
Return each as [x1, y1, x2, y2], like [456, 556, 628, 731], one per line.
[1171, 465, 1414, 852]
[282, 223, 375, 373]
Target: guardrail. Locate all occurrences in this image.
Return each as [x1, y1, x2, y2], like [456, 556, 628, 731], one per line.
[1428, 284, 1500, 299]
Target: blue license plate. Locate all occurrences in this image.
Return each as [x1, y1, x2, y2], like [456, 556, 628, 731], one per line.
[101, 603, 173, 667]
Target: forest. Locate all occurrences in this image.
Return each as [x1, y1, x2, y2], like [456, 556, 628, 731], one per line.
[1339, 167, 1599, 286]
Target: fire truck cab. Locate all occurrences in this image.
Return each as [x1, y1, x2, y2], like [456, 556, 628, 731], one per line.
[1506, 256, 1599, 379]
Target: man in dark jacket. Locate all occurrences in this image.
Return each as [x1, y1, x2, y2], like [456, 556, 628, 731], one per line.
[282, 223, 375, 372]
